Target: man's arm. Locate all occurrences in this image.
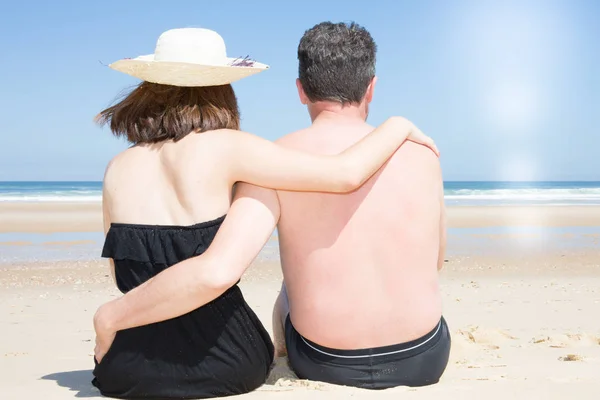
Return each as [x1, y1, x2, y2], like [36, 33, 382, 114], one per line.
[94, 183, 281, 338]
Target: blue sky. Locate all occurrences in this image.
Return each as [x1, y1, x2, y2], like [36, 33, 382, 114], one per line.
[0, 0, 598, 181]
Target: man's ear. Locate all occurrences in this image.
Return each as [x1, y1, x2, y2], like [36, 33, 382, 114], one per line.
[365, 76, 378, 103]
[296, 79, 309, 105]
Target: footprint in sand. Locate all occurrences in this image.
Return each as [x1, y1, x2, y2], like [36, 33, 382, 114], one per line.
[530, 333, 599, 349]
[531, 336, 565, 348]
[558, 354, 584, 362]
[455, 326, 518, 351]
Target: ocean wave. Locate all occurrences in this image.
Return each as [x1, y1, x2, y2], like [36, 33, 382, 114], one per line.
[2, 184, 600, 204]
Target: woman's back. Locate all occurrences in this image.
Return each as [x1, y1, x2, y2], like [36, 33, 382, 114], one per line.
[94, 134, 275, 399]
[103, 132, 232, 228]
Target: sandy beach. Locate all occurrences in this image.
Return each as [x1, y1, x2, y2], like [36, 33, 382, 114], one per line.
[0, 203, 599, 399]
[0, 203, 103, 233]
[3, 202, 600, 233]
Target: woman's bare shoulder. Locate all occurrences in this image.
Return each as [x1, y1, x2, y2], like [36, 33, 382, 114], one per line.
[184, 129, 259, 156]
[190, 128, 254, 142]
[102, 148, 136, 189]
[104, 146, 142, 172]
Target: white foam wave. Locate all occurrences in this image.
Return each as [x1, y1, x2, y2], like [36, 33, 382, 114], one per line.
[2, 187, 600, 204]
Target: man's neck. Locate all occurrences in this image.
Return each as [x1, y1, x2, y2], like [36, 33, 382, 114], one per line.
[308, 101, 367, 124]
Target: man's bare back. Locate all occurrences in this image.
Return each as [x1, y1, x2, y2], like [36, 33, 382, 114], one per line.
[276, 111, 445, 350]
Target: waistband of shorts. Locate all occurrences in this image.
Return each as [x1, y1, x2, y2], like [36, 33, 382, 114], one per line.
[292, 316, 446, 360]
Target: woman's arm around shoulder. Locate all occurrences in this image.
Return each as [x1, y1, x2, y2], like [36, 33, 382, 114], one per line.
[208, 117, 437, 193]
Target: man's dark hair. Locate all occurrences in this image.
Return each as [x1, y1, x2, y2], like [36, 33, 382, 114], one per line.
[297, 21, 377, 105]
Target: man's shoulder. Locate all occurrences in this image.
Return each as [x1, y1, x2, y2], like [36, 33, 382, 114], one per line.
[396, 141, 441, 165]
[391, 141, 443, 185]
[274, 122, 373, 153]
[274, 127, 314, 149]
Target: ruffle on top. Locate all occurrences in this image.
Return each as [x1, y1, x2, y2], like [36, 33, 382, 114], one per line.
[100, 215, 226, 293]
[102, 215, 226, 265]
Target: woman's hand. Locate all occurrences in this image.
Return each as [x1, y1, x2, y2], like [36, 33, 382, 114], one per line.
[93, 303, 117, 363]
[386, 116, 440, 157]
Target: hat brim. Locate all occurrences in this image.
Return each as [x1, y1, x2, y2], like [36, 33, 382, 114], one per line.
[109, 55, 269, 87]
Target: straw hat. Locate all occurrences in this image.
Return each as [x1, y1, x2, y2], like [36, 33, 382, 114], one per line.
[109, 28, 269, 87]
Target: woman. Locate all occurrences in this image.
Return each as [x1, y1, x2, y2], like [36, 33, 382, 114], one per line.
[92, 28, 437, 399]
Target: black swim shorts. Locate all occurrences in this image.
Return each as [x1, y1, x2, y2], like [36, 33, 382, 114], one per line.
[285, 315, 451, 389]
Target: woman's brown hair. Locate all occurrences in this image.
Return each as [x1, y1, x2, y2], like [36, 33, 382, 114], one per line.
[96, 82, 240, 144]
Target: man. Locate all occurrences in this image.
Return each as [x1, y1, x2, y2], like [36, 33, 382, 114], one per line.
[94, 21, 449, 389]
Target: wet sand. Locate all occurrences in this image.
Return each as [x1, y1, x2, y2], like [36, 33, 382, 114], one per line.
[0, 202, 102, 233]
[3, 202, 600, 233]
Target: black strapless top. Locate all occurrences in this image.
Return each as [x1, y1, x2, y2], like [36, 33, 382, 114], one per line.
[92, 216, 274, 399]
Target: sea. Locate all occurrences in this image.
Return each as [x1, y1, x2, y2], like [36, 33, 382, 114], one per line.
[1, 181, 599, 263]
[1, 181, 600, 206]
